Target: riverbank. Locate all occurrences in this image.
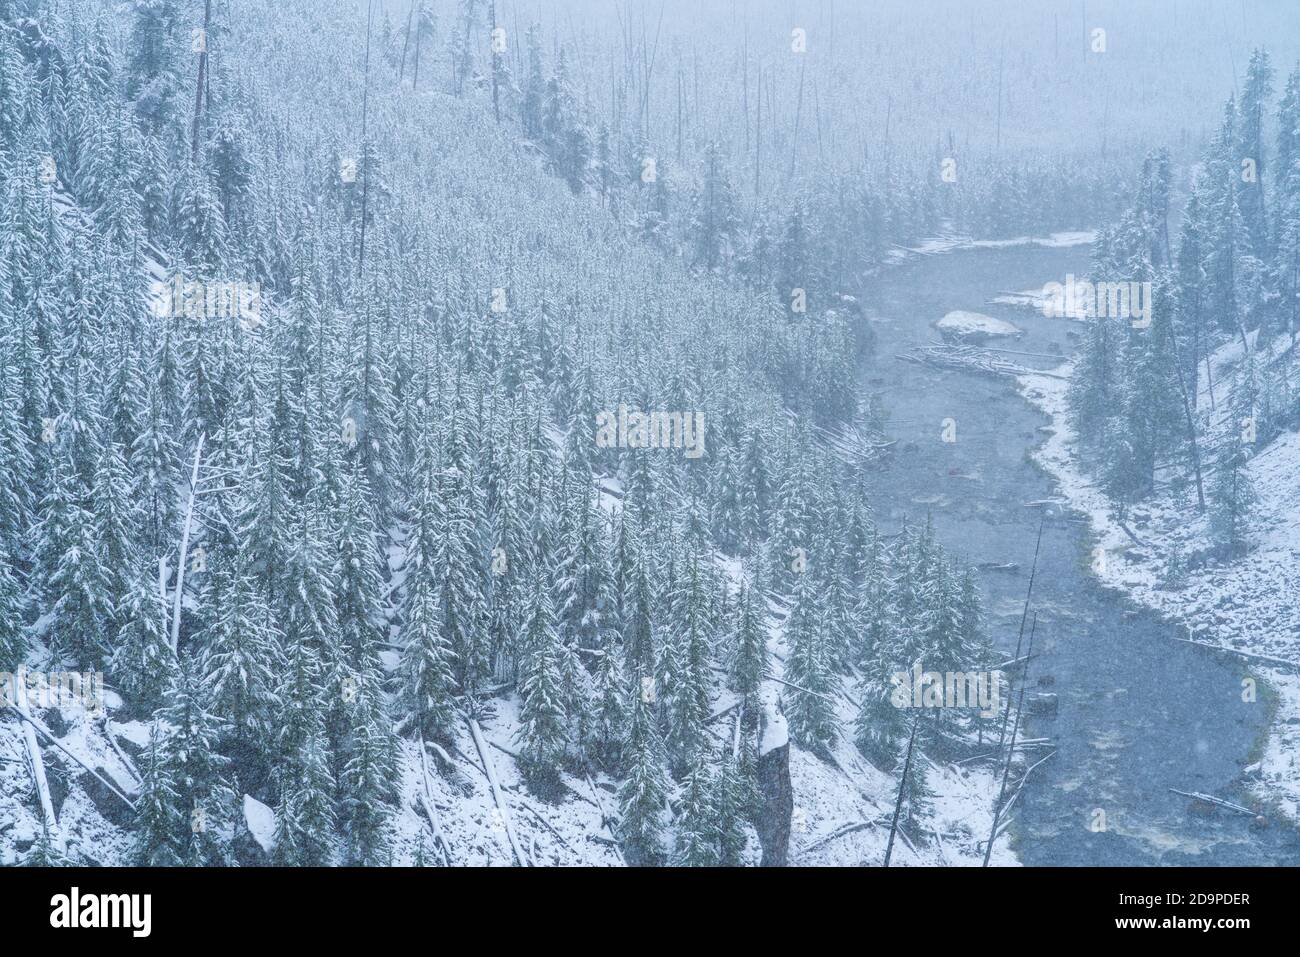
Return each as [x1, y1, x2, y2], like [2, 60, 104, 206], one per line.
[1018, 344, 1300, 826]
[862, 239, 1297, 864]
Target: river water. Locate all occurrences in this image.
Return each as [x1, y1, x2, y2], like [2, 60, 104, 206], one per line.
[861, 242, 1300, 866]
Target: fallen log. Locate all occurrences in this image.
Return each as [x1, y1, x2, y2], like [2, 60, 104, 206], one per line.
[585, 773, 626, 866]
[11, 671, 63, 855]
[5, 701, 135, 810]
[466, 717, 529, 866]
[1169, 787, 1254, 816]
[417, 735, 454, 865]
[1171, 636, 1300, 673]
[801, 819, 876, 856]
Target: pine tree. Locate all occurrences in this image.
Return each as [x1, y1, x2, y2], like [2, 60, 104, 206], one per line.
[34, 454, 110, 667]
[1236, 49, 1275, 259]
[93, 441, 139, 630]
[1210, 419, 1257, 557]
[432, 460, 488, 699]
[784, 572, 838, 755]
[693, 142, 738, 271]
[159, 658, 234, 866]
[514, 571, 568, 788]
[273, 627, 337, 866]
[662, 556, 713, 771]
[399, 456, 459, 741]
[0, 538, 24, 667]
[729, 586, 766, 712]
[589, 635, 628, 771]
[673, 749, 719, 866]
[342, 666, 397, 866]
[132, 722, 183, 866]
[202, 501, 281, 773]
[110, 570, 178, 710]
[713, 737, 749, 866]
[617, 691, 669, 866]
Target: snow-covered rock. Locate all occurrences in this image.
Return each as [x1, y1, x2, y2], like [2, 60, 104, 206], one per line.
[936, 310, 1022, 342]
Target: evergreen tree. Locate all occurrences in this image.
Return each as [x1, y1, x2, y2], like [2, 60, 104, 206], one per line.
[617, 691, 669, 866]
[132, 722, 183, 866]
[713, 738, 749, 866]
[673, 748, 719, 866]
[273, 626, 337, 866]
[729, 586, 766, 712]
[159, 658, 234, 866]
[1211, 414, 1258, 557]
[784, 572, 839, 754]
[110, 570, 177, 710]
[514, 571, 568, 788]
[1236, 49, 1275, 259]
[33, 454, 110, 666]
[399, 452, 459, 741]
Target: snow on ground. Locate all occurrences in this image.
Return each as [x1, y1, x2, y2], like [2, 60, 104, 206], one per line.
[935, 310, 1023, 342]
[761, 606, 1018, 866]
[389, 696, 625, 867]
[1017, 345, 1300, 822]
[887, 230, 1097, 264]
[0, 701, 133, 865]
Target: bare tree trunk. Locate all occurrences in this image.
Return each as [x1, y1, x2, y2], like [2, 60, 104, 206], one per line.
[786, 57, 805, 189]
[359, 0, 374, 276]
[169, 434, 205, 655]
[190, 0, 213, 163]
[741, 24, 749, 154]
[884, 712, 920, 867]
[984, 615, 1038, 866]
[1165, 312, 1207, 510]
[490, 1, 500, 122]
[400, 0, 416, 81]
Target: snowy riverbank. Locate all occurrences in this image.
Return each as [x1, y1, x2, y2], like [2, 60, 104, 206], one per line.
[1017, 346, 1300, 824]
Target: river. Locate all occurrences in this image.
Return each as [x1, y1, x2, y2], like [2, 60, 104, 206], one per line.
[861, 242, 1300, 866]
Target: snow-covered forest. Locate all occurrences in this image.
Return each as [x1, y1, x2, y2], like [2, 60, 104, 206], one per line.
[1, 0, 1299, 869]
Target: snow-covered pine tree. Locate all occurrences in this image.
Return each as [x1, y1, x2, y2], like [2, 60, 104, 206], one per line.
[514, 569, 568, 789]
[132, 721, 183, 867]
[673, 747, 719, 866]
[617, 689, 669, 866]
[33, 452, 110, 667]
[784, 570, 839, 755]
[0, 538, 25, 667]
[158, 657, 235, 866]
[111, 568, 178, 710]
[728, 585, 766, 712]
[398, 452, 459, 742]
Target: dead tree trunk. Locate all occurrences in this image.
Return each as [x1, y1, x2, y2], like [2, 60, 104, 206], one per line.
[399, 1, 416, 80]
[190, 0, 213, 163]
[884, 712, 920, 867]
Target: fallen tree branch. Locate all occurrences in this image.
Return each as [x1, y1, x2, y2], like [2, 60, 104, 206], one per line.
[101, 714, 141, 788]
